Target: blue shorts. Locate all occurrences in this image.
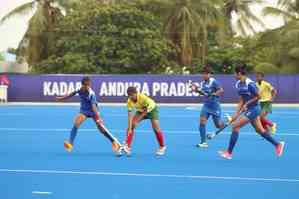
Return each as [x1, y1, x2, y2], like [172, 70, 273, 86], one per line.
[80, 110, 96, 118]
[200, 104, 222, 123]
[244, 105, 261, 121]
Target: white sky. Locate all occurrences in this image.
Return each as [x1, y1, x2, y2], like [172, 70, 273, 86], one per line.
[0, 0, 284, 52]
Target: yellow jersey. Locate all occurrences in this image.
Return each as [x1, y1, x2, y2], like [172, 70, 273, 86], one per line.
[127, 93, 156, 112]
[256, 80, 274, 102]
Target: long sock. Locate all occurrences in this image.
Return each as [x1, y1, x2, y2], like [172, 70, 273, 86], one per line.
[126, 130, 134, 147]
[261, 117, 273, 127]
[154, 131, 165, 147]
[97, 123, 115, 143]
[228, 131, 239, 154]
[199, 124, 206, 143]
[260, 132, 279, 146]
[70, 126, 78, 145]
[260, 118, 268, 130]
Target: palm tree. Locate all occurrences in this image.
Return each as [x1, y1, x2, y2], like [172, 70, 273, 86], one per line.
[0, 0, 77, 65]
[166, 0, 223, 66]
[224, 0, 265, 36]
[166, 0, 199, 65]
[262, 0, 299, 73]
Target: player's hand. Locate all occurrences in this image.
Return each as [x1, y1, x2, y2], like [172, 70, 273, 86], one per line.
[190, 84, 198, 92]
[241, 104, 248, 112]
[94, 113, 103, 125]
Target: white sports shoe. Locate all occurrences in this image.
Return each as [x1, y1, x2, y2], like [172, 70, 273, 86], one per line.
[123, 144, 132, 157]
[196, 142, 209, 148]
[156, 146, 167, 156]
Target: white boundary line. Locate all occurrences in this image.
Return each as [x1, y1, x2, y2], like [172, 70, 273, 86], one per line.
[1, 102, 299, 107]
[0, 128, 298, 136]
[32, 191, 52, 195]
[0, 169, 298, 183]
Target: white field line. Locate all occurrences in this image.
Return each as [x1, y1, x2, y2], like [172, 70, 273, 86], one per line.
[0, 128, 298, 136]
[32, 191, 52, 195]
[0, 169, 298, 183]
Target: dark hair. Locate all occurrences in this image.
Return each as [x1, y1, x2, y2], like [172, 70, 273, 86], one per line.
[256, 71, 264, 77]
[234, 66, 246, 75]
[127, 86, 137, 95]
[81, 76, 91, 85]
[201, 66, 213, 74]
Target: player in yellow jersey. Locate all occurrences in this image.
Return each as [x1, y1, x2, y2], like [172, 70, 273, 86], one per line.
[122, 86, 166, 156]
[256, 72, 277, 134]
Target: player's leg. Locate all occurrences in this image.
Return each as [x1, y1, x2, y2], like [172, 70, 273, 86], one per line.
[219, 116, 250, 159]
[260, 102, 276, 133]
[64, 113, 87, 152]
[197, 105, 210, 147]
[151, 119, 166, 156]
[123, 113, 143, 156]
[252, 116, 284, 157]
[212, 107, 225, 129]
[197, 115, 209, 148]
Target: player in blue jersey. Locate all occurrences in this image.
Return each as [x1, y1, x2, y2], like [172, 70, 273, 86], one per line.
[218, 66, 285, 159]
[190, 66, 228, 148]
[56, 76, 122, 156]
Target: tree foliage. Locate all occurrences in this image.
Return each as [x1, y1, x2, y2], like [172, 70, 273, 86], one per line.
[34, 1, 177, 74]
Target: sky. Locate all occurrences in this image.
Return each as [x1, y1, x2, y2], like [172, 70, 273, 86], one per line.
[0, 0, 284, 52]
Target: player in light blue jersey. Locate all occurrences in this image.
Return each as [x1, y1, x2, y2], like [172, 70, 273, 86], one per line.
[218, 66, 285, 160]
[190, 67, 227, 148]
[56, 76, 122, 156]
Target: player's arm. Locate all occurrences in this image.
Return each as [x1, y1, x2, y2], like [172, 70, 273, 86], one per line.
[127, 110, 134, 132]
[56, 90, 77, 101]
[231, 97, 245, 122]
[127, 101, 135, 132]
[90, 94, 101, 123]
[211, 80, 224, 97]
[92, 103, 102, 123]
[212, 87, 224, 96]
[243, 83, 259, 110]
[269, 84, 277, 101]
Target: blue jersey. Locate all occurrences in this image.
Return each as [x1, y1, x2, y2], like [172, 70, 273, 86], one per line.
[74, 88, 98, 112]
[199, 77, 221, 109]
[235, 78, 259, 109]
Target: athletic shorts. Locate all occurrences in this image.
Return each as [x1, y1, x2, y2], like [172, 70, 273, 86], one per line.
[260, 101, 272, 113]
[244, 105, 261, 121]
[80, 110, 96, 118]
[136, 106, 159, 120]
[200, 104, 222, 122]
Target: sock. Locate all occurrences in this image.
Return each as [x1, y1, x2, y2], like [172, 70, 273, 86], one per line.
[260, 119, 268, 130]
[126, 130, 135, 148]
[261, 117, 273, 127]
[96, 123, 115, 143]
[228, 131, 239, 154]
[70, 126, 78, 145]
[260, 132, 279, 146]
[199, 124, 206, 143]
[154, 131, 165, 147]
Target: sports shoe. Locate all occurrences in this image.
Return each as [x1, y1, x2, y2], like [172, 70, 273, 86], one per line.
[156, 146, 167, 156]
[196, 142, 208, 148]
[218, 150, 232, 160]
[275, 141, 285, 157]
[271, 123, 277, 134]
[123, 144, 132, 156]
[64, 141, 73, 152]
[112, 141, 122, 156]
